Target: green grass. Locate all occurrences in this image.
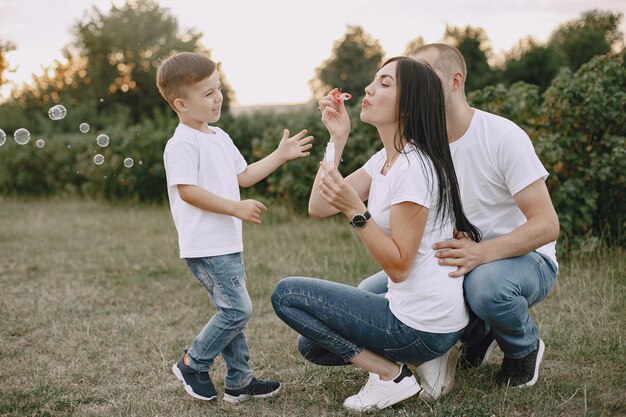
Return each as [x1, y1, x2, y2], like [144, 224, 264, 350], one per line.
[0, 198, 624, 417]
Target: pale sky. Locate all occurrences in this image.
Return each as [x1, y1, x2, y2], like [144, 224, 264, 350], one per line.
[1, 0, 625, 106]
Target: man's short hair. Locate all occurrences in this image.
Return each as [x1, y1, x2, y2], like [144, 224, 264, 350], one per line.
[410, 43, 467, 82]
[156, 52, 216, 109]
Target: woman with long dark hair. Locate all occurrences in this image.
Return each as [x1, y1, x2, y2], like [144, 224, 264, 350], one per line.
[271, 57, 481, 412]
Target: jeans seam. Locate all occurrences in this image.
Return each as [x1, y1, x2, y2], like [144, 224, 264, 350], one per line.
[275, 290, 365, 361]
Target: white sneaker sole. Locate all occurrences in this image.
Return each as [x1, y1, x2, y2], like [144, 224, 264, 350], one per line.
[344, 379, 422, 411]
[480, 339, 499, 367]
[171, 363, 217, 401]
[515, 339, 545, 388]
[223, 384, 281, 404]
[419, 347, 461, 401]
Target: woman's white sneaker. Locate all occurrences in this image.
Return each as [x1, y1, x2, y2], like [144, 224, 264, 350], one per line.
[417, 346, 460, 401]
[343, 364, 421, 411]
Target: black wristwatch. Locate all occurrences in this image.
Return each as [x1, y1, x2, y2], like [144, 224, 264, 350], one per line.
[349, 211, 371, 229]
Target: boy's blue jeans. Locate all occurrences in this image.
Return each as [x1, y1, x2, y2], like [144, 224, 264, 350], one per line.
[183, 252, 254, 390]
[356, 251, 558, 360]
[271, 277, 461, 366]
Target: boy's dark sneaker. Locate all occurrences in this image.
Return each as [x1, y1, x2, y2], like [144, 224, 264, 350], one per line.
[496, 338, 545, 388]
[459, 331, 498, 369]
[223, 377, 281, 403]
[171, 353, 217, 401]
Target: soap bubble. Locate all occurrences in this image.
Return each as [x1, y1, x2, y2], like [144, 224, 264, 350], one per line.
[123, 157, 134, 168]
[14, 128, 31, 145]
[79, 123, 90, 133]
[48, 104, 67, 120]
[99, 98, 104, 103]
[0, 129, 5, 147]
[138, 160, 143, 165]
[93, 154, 104, 165]
[35, 139, 45, 148]
[96, 134, 110, 147]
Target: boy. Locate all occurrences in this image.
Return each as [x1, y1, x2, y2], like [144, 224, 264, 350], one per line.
[156, 52, 313, 403]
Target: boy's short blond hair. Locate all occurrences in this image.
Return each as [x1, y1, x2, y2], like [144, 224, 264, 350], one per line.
[156, 52, 216, 110]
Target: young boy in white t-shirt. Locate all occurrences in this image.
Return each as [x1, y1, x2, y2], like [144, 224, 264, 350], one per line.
[156, 52, 313, 403]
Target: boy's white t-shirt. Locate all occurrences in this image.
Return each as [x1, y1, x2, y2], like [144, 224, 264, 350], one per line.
[362, 145, 469, 333]
[163, 124, 247, 258]
[449, 109, 558, 269]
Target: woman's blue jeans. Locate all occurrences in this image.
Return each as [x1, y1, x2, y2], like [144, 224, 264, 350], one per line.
[271, 277, 461, 366]
[356, 251, 558, 359]
[184, 252, 254, 389]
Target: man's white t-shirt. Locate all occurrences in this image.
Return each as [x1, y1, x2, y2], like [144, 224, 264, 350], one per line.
[450, 109, 558, 269]
[362, 145, 469, 333]
[163, 124, 247, 258]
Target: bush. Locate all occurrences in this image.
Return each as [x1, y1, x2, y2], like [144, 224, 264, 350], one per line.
[1, 53, 624, 246]
[539, 53, 625, 245]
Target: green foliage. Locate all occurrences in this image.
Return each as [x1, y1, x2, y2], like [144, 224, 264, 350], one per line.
[0, 39, 16, 87]
[0, 0, 233, 133]
[221, 105, 379, 209]
[539, 53, 625, 244]
[0, 111, 177, 202]
[469, 53, 625, 246]
[444, 25, 498, 91]
[71, 0, 213, 123]
[549, 9, 624, 71]
[502, 39, 567, 92]
[310, 26, 384, 103]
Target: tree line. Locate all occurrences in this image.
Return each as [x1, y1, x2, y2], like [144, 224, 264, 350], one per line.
[0, 0, 624, 248]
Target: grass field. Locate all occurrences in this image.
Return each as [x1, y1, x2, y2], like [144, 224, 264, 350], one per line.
[0, 198, 624, 417]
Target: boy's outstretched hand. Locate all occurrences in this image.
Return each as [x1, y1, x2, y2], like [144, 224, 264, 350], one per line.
[277, 129, 313, 162]
[234, 199, 268, 224]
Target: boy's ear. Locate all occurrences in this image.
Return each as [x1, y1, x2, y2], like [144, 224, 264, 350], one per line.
[173, 98, 187, 113]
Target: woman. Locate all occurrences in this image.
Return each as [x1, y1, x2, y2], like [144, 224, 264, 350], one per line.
[271, 57, 481, 412]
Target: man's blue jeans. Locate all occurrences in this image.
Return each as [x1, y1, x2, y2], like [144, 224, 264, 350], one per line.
[183, 252, 254, 390]
[271, 277, 461, 366]
[356, 252, 558, 359]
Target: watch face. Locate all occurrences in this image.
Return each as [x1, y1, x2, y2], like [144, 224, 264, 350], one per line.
[351, 214, 367, 229]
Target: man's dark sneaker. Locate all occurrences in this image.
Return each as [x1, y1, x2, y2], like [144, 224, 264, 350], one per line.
[223, 377, 281, 403]
[496, 339, 545, 388]
[460, 331, 498, 369]
[171, 353, 217, 401]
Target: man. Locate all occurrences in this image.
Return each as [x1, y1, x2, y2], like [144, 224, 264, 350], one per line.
[409, 43, 559, 389]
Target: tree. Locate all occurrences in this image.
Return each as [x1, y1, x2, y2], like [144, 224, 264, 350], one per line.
[310, 26, 384, 102]
[403, 36, 425, 55]
[70, 0, 215, 123]
[549, 9, 624, 71]
[443, 25, 496, 91]
[0, 40, 16, 89]
[502, 37, 567, 92]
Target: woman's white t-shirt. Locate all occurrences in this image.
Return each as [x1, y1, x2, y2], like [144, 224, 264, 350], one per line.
[362, 145, 469, 333]
[163, 124, 248, 258]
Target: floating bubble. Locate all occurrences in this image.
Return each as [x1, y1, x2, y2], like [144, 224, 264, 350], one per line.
[48, 104, 67, 120]
[96, 134, 110, 147]
[138, 160, 143, 165]
[14, 128, 31, 145]
[0, 129, 5, 147]
[35, 139, 45, 148]
[99, 98, 104, 103]
[123, 157, 134, 168]
[79, 123, 90, 133]
[93, 154, 105, 165]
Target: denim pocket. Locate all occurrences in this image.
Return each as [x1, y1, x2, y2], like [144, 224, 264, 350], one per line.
[186, 258, 215, 295]
[384, 336, 442, 363]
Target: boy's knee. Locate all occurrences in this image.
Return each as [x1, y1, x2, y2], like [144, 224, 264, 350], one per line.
[223, 298, 253, 327]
